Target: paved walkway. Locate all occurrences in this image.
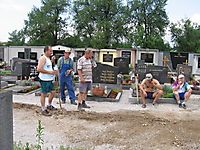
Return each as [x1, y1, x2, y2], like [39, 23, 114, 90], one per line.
[13, 90, 200, 113]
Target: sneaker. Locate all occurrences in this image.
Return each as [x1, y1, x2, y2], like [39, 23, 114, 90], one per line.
[41, 109, 52, 116]
[142, 104, 146, 108]
[47, 105, 57, 110]
[82, 102, 91, 108]
[182, 104, 186, 109]
[70, 101, 77, 105]
[178, 103, 182, 108]
[77, 104, 85, 111]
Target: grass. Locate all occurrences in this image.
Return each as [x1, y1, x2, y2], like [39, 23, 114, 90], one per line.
[0, 69, 12, 75]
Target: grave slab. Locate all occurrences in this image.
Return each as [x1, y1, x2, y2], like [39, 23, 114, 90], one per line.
[129, 96, 177, 104]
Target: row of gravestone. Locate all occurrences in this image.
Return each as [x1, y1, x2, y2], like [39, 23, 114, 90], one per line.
[11, 57, 192, 84]
[93, 63, 192, 84]
[93, 62, 169, 84]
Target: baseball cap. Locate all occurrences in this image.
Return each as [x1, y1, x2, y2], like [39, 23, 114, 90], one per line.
[145, 73, 153, 80]
[65, 48, 71, 53]
[178, 74, 185, 79]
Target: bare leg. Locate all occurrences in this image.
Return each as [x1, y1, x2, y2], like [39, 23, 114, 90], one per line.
[77, 92, 85, 110]
[184, 92, 191, 101]
[48, 90, 55, 105]
[173, 91, 180, 103]
[140, 91, 146, 106]
[78, 92, 84, 104]
[40, 93, 46, 110]
[153, 90, 163, 103]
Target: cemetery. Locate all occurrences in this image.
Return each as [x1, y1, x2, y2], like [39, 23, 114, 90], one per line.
[1, 46, 200, 102]
[1, 0, 200, 148]
[1, 46, 200, 149]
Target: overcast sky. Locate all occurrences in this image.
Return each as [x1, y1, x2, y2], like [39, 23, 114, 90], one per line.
[0, 0, 200, 43]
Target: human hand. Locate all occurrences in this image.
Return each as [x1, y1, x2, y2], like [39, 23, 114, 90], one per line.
[66, 70, 71, 75]
[49, 70, 58, 75]
[80, 77, 85, 83]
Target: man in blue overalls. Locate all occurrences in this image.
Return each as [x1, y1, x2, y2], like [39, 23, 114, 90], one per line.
[57, 48, 77, 105]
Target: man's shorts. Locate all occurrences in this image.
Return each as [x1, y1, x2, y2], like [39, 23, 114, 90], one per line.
[39, 80, 54, 94]
[178, 92, 186, 100]
[146, 92, 154, 99]
[173, 92, 186, 101]
[79, 82, 92, 93]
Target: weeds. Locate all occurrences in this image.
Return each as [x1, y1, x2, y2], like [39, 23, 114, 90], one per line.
[35, 120, 44, 150]
[14, 120, 85, 150]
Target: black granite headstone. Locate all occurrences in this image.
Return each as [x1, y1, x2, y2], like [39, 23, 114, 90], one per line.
[12, 58, 30, 76]
[22, 62, 38, 79]
[93, 63, 119, 84]
[170, 52, 188, 70]
[121, 51, 131, 63]
[114, 57, 129, 74]
[147, 66, 168, 83]
[24, 48, 31, 59]
[176, 64, 192, 81]
[141, 53, 154, 63]
[135, 64, 147, 81]
[136, 65, 168, 84]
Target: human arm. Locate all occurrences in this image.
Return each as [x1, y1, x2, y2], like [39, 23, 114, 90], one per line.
[139, 80, 147, 95]
[91, 59, 97, 68]
[57, 57, 61, 70]
[172, 81, 181, 92]
[77, 69, 84, 82]
[152, 79, 163, 90]
[66, 58, 74, 74]
[77, 58, 84, 82]
[186, 82, 192, 94]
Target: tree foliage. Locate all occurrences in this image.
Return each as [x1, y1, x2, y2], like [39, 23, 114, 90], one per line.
[6, 0, 199, 53]
[24, 0, 69, 46]
[72, 0, 128, 48]
[170, 19, 200, 52]
[126, 0, 169, 50]
[7, 30, 25, 46]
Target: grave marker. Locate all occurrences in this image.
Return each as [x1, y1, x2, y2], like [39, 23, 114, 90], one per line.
[136, 65, 168, 84]
[170, 52, 188, 70]
[0, 90, 13, 150]
[93, 63, 119, 84]
[114, 57, 129, 74]
[176, 64, 192, 81]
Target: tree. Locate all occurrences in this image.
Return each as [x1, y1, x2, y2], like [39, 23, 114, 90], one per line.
[24, 0, 69, 45]
[72, 0, 127, 48]
[170, 19, 200, 52]
[126, 0, 169, 50]
[7, 30, 25, 46]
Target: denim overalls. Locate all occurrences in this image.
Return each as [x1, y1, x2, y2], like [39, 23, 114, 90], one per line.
[60, 57, 76, 102]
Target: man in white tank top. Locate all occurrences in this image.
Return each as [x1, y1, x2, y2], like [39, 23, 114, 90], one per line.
[37, 46, 58, 116]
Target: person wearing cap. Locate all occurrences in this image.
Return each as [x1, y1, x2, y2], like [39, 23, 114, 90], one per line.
[172, 74, 192, 109]
[139, 73, 163, 108]
[77, 48, 97, 111]
[57, 48, 77, 105]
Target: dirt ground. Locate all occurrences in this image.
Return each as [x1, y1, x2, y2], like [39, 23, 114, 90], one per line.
[13, 103, 200, 150]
